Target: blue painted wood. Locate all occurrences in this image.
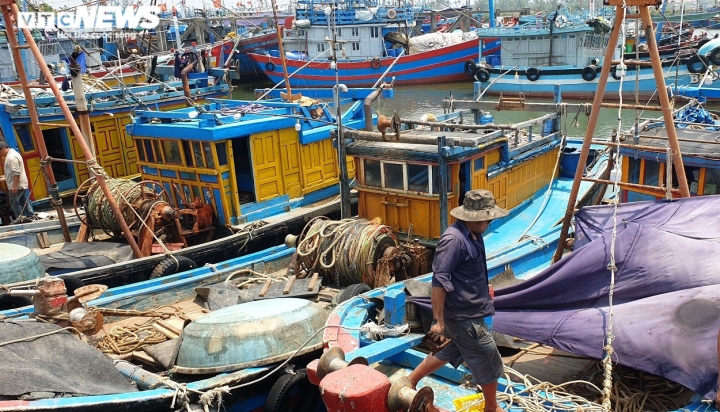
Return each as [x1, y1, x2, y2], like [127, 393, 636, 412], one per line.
[142, 166, 158, 175]
[438, 135, 449, 234]
[287, 185, 339, 208]
[383, 289, 406, 326]
[159, 169, 178, 178]
[240, 195, 290, 214]
[346, 334, 424, 364]
[199, 174, 218, 183]
[387, 348, 470, 384]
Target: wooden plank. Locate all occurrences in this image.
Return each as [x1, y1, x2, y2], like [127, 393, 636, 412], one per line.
[132, 350, 157, 367]
[259, 278, 272, 297]
[283, 275, 296, 294]
[156, 319, 181, 335]
[152, 323, 179, 339]
[36, 232, 50, 249]
[308, 273, 319, 291]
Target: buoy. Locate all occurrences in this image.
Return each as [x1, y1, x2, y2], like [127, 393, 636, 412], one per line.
[526, 67, 540, 81]
[371, 57, 381, 69]
[0, 243, 45, 284]
[387, 8, 396, 19]
[581, 65, 597, 81]
[686, 56, 705, 74]
[474, 67, 490, 82]
[464, 59, 476, 76]
[554, 14, 568, 28]
[266, 61, 276, 71]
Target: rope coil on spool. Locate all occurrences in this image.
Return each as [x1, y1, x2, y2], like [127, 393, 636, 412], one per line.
[294, 218, 399, 287]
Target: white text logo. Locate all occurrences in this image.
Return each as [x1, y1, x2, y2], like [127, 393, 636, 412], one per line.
[17, 6, 161, 30]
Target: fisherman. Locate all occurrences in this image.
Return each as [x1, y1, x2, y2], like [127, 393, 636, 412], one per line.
[408, 189, 507, 412]
[0, 141, 34, 224]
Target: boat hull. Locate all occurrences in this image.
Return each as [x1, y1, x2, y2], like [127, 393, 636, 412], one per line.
[249, 38, 482, 87]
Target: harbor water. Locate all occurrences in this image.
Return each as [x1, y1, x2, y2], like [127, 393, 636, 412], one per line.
[232, 81, 679, 139]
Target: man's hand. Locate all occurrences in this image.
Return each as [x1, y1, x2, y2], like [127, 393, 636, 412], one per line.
[429, 321, 444, 336]
[489, 284, 495, 299]
[10, 185, 17, 195]
[0, 175, 4, 182]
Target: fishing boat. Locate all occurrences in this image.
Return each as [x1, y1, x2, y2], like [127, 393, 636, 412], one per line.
[470, 9, 716, 100]
[246, 0, 494, 87]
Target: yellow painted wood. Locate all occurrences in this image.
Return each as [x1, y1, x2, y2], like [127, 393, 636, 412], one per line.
[25, 157, 48, 200]
[225, 141, 241, 219]
[279, 128, 303, 199]
[486, 149, 500, 167]
[471, 155, 488, 192]
[300, 137, 340, 195]
[250, 131, 283, 202]
[488, 149, 557, 210]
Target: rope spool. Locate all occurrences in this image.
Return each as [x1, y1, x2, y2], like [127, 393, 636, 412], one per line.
[294, 218, 399, 287]
[83, 178, 169, 235]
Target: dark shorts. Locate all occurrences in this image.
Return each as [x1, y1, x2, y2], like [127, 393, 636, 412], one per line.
[435, 317, 504, 386]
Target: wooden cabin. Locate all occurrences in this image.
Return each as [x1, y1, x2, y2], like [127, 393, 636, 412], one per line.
[618, 124, 720, 202]
[344, 114, 563, 240]
[0, 75, 229, 204]
[126, 90, 386, 226]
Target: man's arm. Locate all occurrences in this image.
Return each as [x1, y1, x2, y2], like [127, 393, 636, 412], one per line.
[430, 286, 446, 334]
[11, 175, 19, 193]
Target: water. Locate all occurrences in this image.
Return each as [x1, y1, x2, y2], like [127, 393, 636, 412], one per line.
[230, 81, 676, 139]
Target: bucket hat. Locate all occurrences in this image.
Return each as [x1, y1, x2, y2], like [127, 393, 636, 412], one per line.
[450, 189, 509, 222]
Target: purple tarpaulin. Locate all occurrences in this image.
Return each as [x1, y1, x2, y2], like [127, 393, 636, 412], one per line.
[494, 195, 720, 399]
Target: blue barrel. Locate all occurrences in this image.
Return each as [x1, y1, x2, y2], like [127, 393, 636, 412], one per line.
[103, 42, 118, 61]
[387, 48, 397, 57]
[269, 50, 281, 58]
[479, 113, 494, 125]
[559, 147, 581, 178]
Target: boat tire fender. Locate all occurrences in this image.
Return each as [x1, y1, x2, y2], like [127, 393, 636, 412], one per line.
[371, 57, 381, 69]
[610, 65, 621, 80]
[150, 256, 197, 279]
[526, 67, 540, 81]
[387, 8, 397, 19]
[265, 370, 319, 412]
[582, 65, 597, 81]
[698, 38, 711, 49]
[709, 48, 720, 66]
[464, 59, 476, 76]
[687, 56, 705, 73]
[554, 15, 568, 28]
[0, 293, 33, 311]
[266, 61, 276, 72]
[474, 67, 490, 82]
[58, 275, 85, 296]
[335, 283, 372, 304]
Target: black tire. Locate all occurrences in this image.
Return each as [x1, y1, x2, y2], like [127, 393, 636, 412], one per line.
[464, 59, 476, 76]
[0, 294, 32, 311]
[474, 67, 490, 82]
[698, 38, 711, 48]
[526, 67, 540, 81]
[371, 57, 381, 69]
[149, 256, 197, 279]
[58, 275, 85, 296]
[336, 283, 371, 304]
[610, 65, 621, 80]
[687, 56, 705, 73]
[265, 370, 319, 412]
[582, 65, 597, 81]
[708, 48, 720, 66]
[266, 61, 276, 72]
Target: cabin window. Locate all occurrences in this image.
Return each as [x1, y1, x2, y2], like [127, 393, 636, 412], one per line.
[352, 42, 360, 51]
[643, 160, 660, 187]
[182, 140, 194, 167]
[371, 27, 379, 38]
[137, 139, 146, 161]
[364, 159, 381, 186]
[193, 141, 205, 167]
[383, 162, 405, 190]
[337, 29, 342, 36]
[14, 125, 34, 152]
[703, 168, 719, 195]
[152, 140, 163, 163]
[143, 139, 156, 162]
[351, 27, 358, 36]
[203, 142, 215, 168]
[474, 157, 485, 171]
[162, 140, 183, 165]
[317, 43, 326, 52]
[672, 165, 702, 195]
[627, 157, 640, 184]
[407, 164, 429, 193]
[216, 142, 228, 166]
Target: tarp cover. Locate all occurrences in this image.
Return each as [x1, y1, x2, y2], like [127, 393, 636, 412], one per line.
[0, 321, 138, 397]
[408, 31, 478, 54]
[40, 242, 134, 272]
[494, 195, 720, 399]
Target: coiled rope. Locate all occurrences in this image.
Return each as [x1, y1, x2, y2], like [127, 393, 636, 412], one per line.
[85, 178, 148, 234]
[295, 218, 398, 286]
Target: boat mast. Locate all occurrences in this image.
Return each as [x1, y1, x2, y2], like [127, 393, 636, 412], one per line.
[330, 0, 351, 218]
[271, 0, 294, 100]
[553, 1, 691, 264]
[0, 1, 144, 258]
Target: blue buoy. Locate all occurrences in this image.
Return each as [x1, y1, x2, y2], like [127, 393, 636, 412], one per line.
[480, 113, 494, 125]
[0, 244, 44, 284]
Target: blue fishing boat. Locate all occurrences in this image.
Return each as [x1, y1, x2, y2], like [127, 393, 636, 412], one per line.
[471, 10, 716, 100]
[0, 244, 333, 412]
[247, 0, 492, 87]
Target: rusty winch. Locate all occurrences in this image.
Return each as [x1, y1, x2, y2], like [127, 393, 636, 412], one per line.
[75, 178, 215, 257]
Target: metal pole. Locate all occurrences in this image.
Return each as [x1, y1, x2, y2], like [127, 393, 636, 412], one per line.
[331, 1, 350, 218]
[270, 0, 293, 100]
[552, 6, 625, 264]
[69, 46, 96, 177]
[2, 6, 71, 242]
[3, 3, 143, 258]
[639, 6, 690, 198]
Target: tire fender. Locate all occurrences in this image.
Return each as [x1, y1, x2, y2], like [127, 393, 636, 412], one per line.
[150, 256, 197, 279]
[264, 370, 319, 412]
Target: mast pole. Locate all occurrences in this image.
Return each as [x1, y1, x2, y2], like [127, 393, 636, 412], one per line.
[1, 2, 143, 258]
[331, 0, 350, 218]
[271, 0, 293, 100]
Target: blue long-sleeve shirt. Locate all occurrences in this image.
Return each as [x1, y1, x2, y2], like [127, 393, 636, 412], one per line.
[431, 221, 494, 320]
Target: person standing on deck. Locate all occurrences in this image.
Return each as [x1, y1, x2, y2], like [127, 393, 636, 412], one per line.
[0, 141, 34, 224]
[408, 189, 507, 412]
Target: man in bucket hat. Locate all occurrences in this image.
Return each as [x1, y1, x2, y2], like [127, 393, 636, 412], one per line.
[409, 189, 508, 412]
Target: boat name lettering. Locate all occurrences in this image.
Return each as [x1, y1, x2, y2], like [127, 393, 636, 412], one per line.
[17, 6, 161, 30]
